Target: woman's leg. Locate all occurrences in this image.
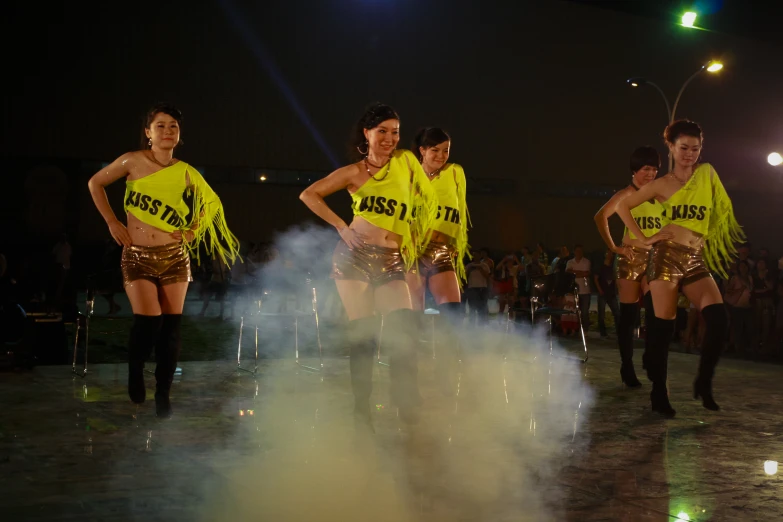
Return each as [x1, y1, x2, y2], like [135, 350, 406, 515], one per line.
[429, 270, 462, 394]
[646, 280, 679, 417]
[151, 282, 189, 417]
[334, 279, 376, 421]
[405, 271, 427, 312]
[616, 280, 642, 387]
[683, 277, 725, 411]
[375, 280, 420, 422]
[124, 280, 163, 404]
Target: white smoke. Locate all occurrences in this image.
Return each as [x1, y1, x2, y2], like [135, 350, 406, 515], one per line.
[186, 225, 596, 521]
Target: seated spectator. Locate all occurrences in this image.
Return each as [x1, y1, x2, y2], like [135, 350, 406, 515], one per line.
[494, 252, 520, 316]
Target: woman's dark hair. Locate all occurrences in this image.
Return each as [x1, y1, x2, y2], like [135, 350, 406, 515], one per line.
[141, 103, 183, 149]
[348, 102, 399, 160]
[412, 127, 451, 161]
[664, 119, 703, 146]
[629, 146, 660, 173]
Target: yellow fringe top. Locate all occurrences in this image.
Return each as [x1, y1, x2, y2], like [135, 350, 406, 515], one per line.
[428, 163, 471, 283]
[124, 161, 240, 266]
[662, 163, 745, 278]
[349, 150, 438, 269]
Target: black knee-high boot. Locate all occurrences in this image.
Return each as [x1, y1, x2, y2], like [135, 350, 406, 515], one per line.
[154, 314, 182, 418]
[384, 308, 421, 423]
[436, 302, 463, 395]
[694, 304, 727, 411]
[128, 314, 163, 404]
[647, 315, 676, 418]
[617, 302, 642, 387]
[642, 291, 654, 370]
[348, 315, 380, 419]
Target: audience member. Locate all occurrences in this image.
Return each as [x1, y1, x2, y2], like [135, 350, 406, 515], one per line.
[566, 245, 591, 330]
[725, 260, 754, 355]
[465, 250, 491, 325]
[594, 250, 619, 338]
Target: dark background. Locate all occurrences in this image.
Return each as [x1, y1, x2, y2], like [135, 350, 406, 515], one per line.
[2, 0, 782, 256]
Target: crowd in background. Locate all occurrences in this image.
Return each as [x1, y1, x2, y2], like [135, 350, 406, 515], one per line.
[2, 237, 781, 360]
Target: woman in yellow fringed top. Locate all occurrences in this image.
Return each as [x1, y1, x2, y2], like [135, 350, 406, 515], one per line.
[405, 128, 470, 393]
[299, 103, 437, 426]
[594, 146, 664, 389]
[617, 120, 744, 417]
[87, 103, 239, 418]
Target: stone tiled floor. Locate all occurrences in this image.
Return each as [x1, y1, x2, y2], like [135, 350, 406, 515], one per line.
[1, 337, 781, 521]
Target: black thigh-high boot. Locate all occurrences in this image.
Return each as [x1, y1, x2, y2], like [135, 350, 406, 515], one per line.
[348, 315, 380, 421]
[436, 302, 463, 395]
[617, 302, 642, 387]
[694, 304, 728, 411]
[384, 308, 422, 424]
[647, 315, 676, 418]
[128, 314, 162, 404]
[154, 314, 182, 418]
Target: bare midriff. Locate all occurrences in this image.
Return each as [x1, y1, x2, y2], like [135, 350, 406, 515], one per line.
[660, 223, 704, 249]
[428, 230, 454, 245]
[127, 212, 179, 247]
[349, 216, 402, 248]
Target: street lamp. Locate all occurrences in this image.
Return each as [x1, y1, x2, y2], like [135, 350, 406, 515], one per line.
[682, 12, 697, 28]
[626, 60, 724, 170]
[627, 77, 671, 122]
[768, 152, 783, 166]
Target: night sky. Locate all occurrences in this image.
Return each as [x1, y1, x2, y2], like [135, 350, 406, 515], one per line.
[2, 0, 782, 248]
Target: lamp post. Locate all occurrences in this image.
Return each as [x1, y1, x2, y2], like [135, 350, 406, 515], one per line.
[627, 61, 724, 171]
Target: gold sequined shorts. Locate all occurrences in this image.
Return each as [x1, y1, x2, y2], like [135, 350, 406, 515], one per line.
[647, 240, 712, 287]
[411, 240, 456, 279]
[331, 240, 405, 287]
[121, 243, 193, 287]
[615, 245, 652, 282]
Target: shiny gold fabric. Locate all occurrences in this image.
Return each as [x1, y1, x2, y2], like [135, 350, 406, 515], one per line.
[331, 240, 405, 287]
[615, 245, 652, 282]
[647, 240, 712, 287]
[412, 240, 456, 279]
[121, 243, 193, 287]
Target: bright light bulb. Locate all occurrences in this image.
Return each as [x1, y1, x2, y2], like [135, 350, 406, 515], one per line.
[764, 460, 778, 475]
[259, 175, 267, 181]
[768, 153, 783, 166]
[676, 512, 691, 521]
[682, 12, 697, 27]
[630, 82, 639, 87]
[706, 62, 723, 73]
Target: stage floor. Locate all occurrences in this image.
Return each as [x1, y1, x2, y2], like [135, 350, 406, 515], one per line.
[1, 341, 781, 521]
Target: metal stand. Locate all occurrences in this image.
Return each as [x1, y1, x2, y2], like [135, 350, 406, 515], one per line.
[507, 281, 588, 364]
[71, 290, 95, 378]
[237, 286, 324, 374]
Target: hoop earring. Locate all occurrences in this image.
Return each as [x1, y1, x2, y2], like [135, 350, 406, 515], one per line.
[356, 140, 369, 156]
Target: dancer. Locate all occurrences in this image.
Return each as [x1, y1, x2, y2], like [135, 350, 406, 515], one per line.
[616, 120, 743, 417]
[405, 128, 470, 392]
[594, 146, 664, 388]
[299, 103, 437, 425]
[88, 103, 239, 417]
